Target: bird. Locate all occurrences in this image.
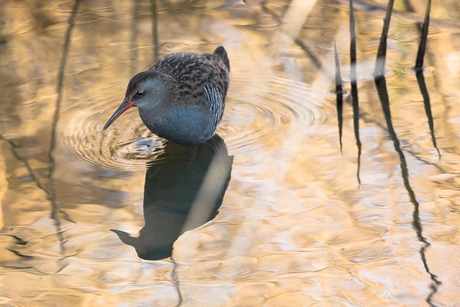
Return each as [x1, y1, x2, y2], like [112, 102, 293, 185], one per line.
[103, 46, 230, 145]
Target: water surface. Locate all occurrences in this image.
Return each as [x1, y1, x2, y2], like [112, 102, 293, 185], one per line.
[1, 0, 460, 306]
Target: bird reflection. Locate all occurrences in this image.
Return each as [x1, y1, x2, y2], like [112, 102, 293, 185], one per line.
[111, 135, 233, 260]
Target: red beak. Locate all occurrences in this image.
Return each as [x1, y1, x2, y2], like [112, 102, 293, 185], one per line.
[103, 99, 134, 131]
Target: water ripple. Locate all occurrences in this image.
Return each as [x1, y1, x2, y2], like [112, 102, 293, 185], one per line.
[62, 72, 322, 170]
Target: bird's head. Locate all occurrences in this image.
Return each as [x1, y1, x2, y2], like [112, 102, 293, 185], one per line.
[103, 71, 167, 131]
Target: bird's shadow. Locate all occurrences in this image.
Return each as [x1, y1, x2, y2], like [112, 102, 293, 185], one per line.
[111, 135, 233, 260]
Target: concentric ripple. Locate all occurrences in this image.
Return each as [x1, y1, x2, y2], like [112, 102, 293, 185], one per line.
[61, 71, 326, 170]
[219, 72, 326, 152]
[61, 94, 167, 171]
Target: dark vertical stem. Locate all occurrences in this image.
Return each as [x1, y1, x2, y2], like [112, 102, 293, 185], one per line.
[334, 42, 343, 152]
[414, 0, 439, 159]
[349, 0, 357, 83]
[415, 0, 431, 69]
[150, 0, 159, 62]
[374, 0, 395, 76]
[374, 75, 441, 307]
[416, 71, 440, 159]
[130, 0, 140, 76]
[372, 2, 440, 301]
[349, 0, 361, 185]
[0, 3, 6, 45]
[48, 0, 81, 251]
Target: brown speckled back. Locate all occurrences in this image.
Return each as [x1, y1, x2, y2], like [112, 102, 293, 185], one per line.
[149, 47, 230, 108]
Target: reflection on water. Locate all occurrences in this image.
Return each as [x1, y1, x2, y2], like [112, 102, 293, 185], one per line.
[112, 136, 232, 260]
[1, 0, 460, 306]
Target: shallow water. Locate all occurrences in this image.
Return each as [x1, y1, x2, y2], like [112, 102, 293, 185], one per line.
[1, 0, 460, 306]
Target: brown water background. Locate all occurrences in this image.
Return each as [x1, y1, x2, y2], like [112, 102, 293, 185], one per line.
[1, 0, 460, 306]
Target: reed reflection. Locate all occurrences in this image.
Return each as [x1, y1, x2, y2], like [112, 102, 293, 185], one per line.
[111, 135, 233, 260]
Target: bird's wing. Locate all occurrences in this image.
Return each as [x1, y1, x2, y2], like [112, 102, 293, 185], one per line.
[150, 52, 229, 107]
[204, 84, 224, 128]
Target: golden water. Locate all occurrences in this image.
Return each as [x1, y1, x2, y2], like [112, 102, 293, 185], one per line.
[1, 0, 460, 306]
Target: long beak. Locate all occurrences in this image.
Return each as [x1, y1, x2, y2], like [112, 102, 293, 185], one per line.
[103, 99, 134, 131]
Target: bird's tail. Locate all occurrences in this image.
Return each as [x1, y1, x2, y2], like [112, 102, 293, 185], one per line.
[214, 46, 230, 72]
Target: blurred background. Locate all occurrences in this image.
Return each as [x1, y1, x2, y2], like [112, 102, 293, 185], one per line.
[1, 0, 460, 306]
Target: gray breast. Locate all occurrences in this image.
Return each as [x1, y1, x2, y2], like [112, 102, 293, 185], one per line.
[139, 103, 217, 145]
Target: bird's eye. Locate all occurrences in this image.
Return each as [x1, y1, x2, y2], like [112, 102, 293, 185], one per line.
[135, 91, 144, 98]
